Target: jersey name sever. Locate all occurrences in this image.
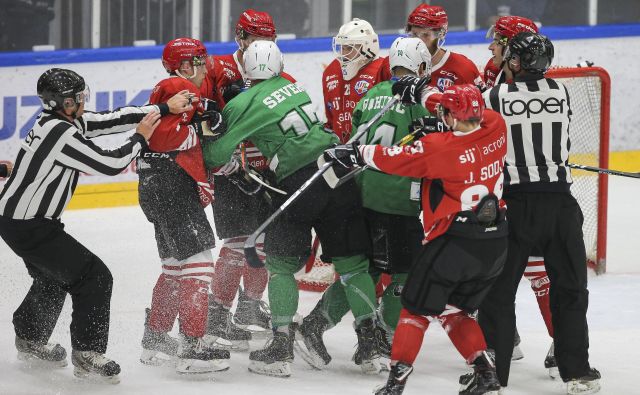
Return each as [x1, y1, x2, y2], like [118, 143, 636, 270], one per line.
[323, 57, 392, 143]
[360, 110, 507, 242]
[483, 76, 573, 193]
[203, 76, 339, 182]
[352, 80, 430, 217]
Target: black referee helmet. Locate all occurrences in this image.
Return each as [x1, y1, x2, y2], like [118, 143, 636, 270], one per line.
[37, 68, 86, 111]
[505, 32, 554, 74]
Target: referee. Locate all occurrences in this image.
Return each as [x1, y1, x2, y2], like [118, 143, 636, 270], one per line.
[0, 68, 185, 382]
[477, 33, 601, 394]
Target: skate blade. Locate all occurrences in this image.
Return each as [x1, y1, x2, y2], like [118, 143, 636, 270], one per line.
[140, 349, 177, 367]
[203, 335, 250, 352]
[73, 367, 120, 384]
[511, 345, 524, 361]
[359, 358, 383, 375]
[17, 352, 67, 368]
[248, 360, 291, 377]
[176, 359, 230, 375]
[548, 366, 559, 380]
[566, 380, 601, 395]
[293, 339, 327, 370]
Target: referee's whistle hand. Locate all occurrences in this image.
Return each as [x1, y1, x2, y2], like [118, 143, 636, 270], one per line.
[136, 112, 161, 141]
[168, 90, 198, 114]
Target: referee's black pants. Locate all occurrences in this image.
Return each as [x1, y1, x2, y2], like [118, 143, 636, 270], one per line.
[0, 216, 112, 354]
[478, 192, 592, 386]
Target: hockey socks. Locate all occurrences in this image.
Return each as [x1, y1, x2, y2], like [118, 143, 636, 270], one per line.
[379, 273, 407, 330]
[439, 311, 487, 364]
[149, 270, 180, 333]
[243, 264, 268, 300]
[525, 258, 554, 337]
[334, 255, 377, 323]
[265, 256, 302, 327]
[390, 308, 429, 365]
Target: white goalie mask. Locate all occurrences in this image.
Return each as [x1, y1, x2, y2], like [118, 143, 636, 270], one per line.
[243, 41, 284, 81]
[389, 37, 432, 78]
[332, 18, 380, 81]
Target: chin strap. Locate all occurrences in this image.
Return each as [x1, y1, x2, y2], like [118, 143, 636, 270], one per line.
[176, 67, 198, 80]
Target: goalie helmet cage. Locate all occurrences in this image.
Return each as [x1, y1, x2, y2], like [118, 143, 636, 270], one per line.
[296, 66, 610, 292]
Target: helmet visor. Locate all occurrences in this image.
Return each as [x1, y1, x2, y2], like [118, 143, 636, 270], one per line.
[332, 37, 363, 65]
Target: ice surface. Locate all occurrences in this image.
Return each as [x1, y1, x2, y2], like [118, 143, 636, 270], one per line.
[0, 177, 637, 394]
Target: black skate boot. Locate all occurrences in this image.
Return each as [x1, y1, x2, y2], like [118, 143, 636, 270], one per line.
[353, 318, 382, 374]
[234, 289, 271, 337]
[248, 323, 296, 377]
[15, 336, 67, 368]
[71, 350, 121, 384]
[294, 303, 331, 369]
[512, 326, 524, 361]
[140, 308, 179, 365]
[544, 341, 559, 379]
[459, 352, 501, 395]
[176, 334, 231, 374]
[205, 299, 251, 351]
[565, 368, 601, 395]
[374, 362, 413, 395]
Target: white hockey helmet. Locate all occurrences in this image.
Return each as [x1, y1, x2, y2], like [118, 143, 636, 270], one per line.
[389, 37, 432, 78]
[332, 18, 380, 81]
[243, 40, 284, 80]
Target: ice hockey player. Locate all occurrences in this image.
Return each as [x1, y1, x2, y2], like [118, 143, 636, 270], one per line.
[478, 32, 601, 395]
[202, 9, 295, 348]
[137, 37, 230, 374]
[324, 18, 391, 143]
[323, 84, 508, 395]
[296, 36, 433, 373]
[406, 4, 483, 93]
[0, 67, 187, 383]
[201, 41, 378, 378]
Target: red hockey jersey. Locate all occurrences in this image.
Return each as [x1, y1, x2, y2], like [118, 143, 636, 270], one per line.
[323, 57, 392, 143]
[483, 58, 503, 89]
[429, 50, 483, 92]
[148, 77, 213, 206]
[359, 109, 507, 242]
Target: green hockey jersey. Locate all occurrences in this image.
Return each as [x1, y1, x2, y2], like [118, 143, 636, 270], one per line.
[352, 80, 431, 216]
[202, 76, 339, 182]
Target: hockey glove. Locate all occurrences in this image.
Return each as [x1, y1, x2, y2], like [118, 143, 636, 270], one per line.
[411, 115, 446, 138]
[228, 169, 264, 196]
[324, 141, 364, 169]
[392, 76, 430, 105]
[192, 108, 225, 142]
[222, 79, 245, 103]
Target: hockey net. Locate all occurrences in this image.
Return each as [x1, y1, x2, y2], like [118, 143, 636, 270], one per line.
[546, 66, 610, 274]
[297, 66, 611, 292]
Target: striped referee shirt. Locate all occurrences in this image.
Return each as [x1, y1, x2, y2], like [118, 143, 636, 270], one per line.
[0, 105, 159, 220]
[483, 74, 573, 194]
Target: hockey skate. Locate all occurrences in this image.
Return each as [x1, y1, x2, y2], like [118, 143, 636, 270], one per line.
[234, 289, 272, 338]
[15, 336, 67, 368]
[140, 308, 179, 366]
[459, 352, 501, 395]
[512, 327, 524, 361]
[544, 341, 559, 379]
[565, 368, 601, 395]
[248, 324, 296, 377]
[71, 350, 121, 384]
[294, 304, 331, 369]
[176, 334, 231, 375]
[373, 362, 413, 395]
[205, 299, 251, 351]
[353, 318, 382, 375]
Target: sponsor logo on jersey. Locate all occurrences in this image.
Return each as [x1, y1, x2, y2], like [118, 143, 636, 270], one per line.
[359, 74, 374, 80]
[458, 148, 477, 164]
[500, 97, 567, 118]
[326, 74, 337, 81]
[481, 134, 506, 155]
[354, 80, 370, 96]
[327, 79, 339, 91]
[437, 77, 454, 92]
[223, 68, 236, 79]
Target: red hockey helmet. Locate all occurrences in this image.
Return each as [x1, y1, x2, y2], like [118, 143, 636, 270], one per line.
[439, 84, 485, 122]
[407, 4, 448, 31]
[235, 9, 276, 39]
[162, 38, 207, 73]
[487, 16, 538, 46]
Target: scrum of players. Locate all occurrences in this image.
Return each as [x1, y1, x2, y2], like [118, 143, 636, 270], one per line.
[3, 3, 601, 395]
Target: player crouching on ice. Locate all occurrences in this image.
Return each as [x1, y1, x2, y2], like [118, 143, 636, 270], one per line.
[323, 84, 508, 395]
[201, 41, 379, 378]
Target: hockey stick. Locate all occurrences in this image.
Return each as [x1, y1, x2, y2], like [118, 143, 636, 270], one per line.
[240, 143, 287, 195]
[243, 95, 400, 268]
[568, 163, 640, 179]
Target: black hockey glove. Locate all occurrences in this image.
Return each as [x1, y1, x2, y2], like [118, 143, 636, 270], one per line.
[411, 115, 446, 138]
[222, 79, 245, 103]
[228, 170, 264, 196]
[392, 76, 430, 105]
[324, 141, 364, 169]
[191, 107, 225, 143]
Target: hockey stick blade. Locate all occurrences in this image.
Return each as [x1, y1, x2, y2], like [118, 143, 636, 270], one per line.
[568, 163, 640, 179]
[243, 96, 400, 266]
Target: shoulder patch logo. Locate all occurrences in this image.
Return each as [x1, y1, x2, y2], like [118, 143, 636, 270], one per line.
[354, 80, 370, 96]
[437, 77, 454, 92]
